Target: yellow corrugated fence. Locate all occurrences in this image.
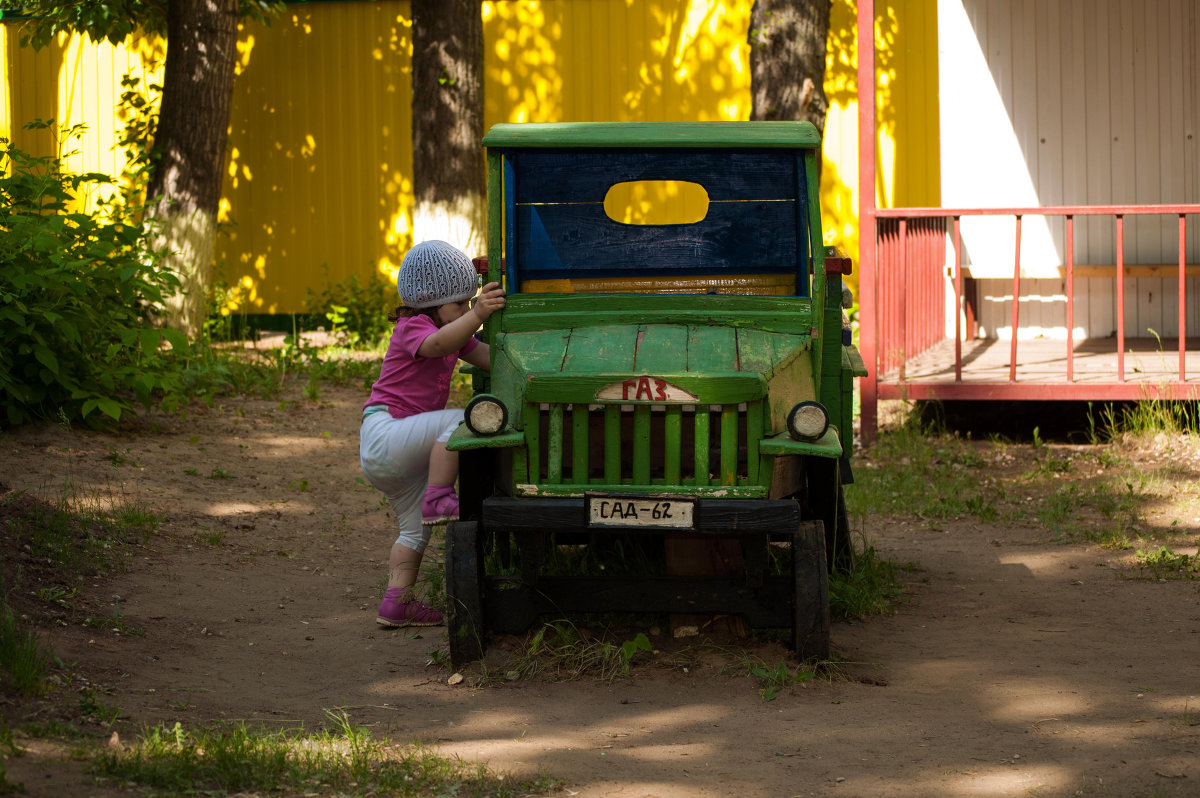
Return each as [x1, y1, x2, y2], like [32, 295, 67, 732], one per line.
[2, 0, 938, 315]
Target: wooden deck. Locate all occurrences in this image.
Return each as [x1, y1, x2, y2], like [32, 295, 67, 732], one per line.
[878, 338, 1200, 401]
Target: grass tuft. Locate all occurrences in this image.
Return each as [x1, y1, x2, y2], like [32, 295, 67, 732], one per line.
[0, 579, 54, 696]
[491, 621, 653, 683]
[91, 713, 560, 797]
[848, 415, 993, 524]
[1132, 547, 1200, 580]
[829, 538, 904, 621]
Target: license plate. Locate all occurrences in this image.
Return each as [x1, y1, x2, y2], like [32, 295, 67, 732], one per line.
[587, 496, 695, 529]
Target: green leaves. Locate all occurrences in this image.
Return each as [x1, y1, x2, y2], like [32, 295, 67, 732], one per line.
[0, 134, 186, 428]
[9, 0, 286, 51]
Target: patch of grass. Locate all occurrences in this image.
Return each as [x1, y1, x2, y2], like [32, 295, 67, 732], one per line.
[11, 484, 155, 579]
[92, 713, 560, 797]
[0, 721, 22, 794]
[77, 687, 121, 725]
[722, 652, 843, 701]
[1028, 449, 1073, 476]
[302, 371, 322, 402]
[81, 599, 145, 638]
[492, 622, 653, 683]
[1110, 400, 1200, 437]
[15, 719, 87, 740]
[848, 416, 990, 523]
[1036, 478, 1150, 544]
[0, 579, 54, 696]
[197, 528, 226, 548]
[34, 585, 78, 609]
[104, 446, 142, 468]
[829, 537, 905, 621]
[1132, 547, 1200, 580]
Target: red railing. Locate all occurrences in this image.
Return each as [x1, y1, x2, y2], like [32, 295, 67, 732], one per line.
[861, 204, 1200, 432]
[875, 217, 947, 379]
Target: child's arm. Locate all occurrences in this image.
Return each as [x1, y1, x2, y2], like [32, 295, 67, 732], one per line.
[417, 282, 505, 357]
[461, 342, 491, 370]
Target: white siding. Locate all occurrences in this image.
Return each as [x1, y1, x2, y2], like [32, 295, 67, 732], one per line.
[939, 0, 1200, 340]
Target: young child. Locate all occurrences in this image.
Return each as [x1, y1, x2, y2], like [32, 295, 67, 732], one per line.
[359, 240, 505, 627]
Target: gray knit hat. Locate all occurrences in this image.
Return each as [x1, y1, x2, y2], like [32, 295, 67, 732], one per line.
[396, 240, 478, 308]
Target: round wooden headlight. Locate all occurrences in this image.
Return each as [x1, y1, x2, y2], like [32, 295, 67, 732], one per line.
[465, 394, 508, 436]
[786, 401, 829, 441]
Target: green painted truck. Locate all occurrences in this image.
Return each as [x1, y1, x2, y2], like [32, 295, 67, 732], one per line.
[445, 121, 867, 665]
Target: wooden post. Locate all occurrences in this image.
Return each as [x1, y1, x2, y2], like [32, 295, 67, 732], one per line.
[857, 0, 878, 443]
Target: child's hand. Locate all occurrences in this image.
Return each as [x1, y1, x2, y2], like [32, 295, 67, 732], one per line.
[472, 282, 506, 321]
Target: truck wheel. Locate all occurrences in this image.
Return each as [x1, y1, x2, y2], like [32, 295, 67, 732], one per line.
[792, 519, 830, 660]
[445, 520, 485, 666]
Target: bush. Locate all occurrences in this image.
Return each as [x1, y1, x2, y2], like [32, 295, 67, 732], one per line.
[0, 129, 188, 427]
[303, 269, 395, 347]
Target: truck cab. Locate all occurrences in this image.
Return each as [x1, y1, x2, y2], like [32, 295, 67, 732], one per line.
[445, 121, 866, 665]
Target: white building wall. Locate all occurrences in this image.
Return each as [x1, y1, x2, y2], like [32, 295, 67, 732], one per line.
[939, 0, 1200, 341]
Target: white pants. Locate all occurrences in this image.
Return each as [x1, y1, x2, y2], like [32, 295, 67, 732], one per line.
[359, 405, 463, 553]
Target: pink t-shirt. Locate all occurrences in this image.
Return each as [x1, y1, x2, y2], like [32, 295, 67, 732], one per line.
[364, 314, 479, 419]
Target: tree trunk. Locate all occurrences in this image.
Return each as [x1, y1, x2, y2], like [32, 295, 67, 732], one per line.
[748, 0, 831, 134]
[147, 0, 240, 338]
[411, 0, 485, 258]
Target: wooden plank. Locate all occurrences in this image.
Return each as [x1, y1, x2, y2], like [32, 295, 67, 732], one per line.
[693, 406, 710, 486]
[525, 403, 541, 483]
[483, 121, 823, 150]
[1062, 0, 1090, 339]
[735, 328, 808, 375]
[720, 405, 738, 485]
[986, 0, 1012, 113]
[881, 337, 1200, 388]
[1111, 0, 1136, 344]
[687, 325, 739, 372]
[1012, 0, 1038, 190]
[509, 150, 799, 204]
[1185, 3, 1200, 274]
[514, 201, 799, 279]
[958, 264, 1200, 279]
[632, 405, 651, 485]
[500, 294, 812, 335]
[634, 324, 691, 373]
[505, 156, 519, 288]
[1036, 0, 1064, 296]
[603, 405, 621, 484]
[879, 381, 1200, 401]
[1011, 0, 1041, 333]
[525, 373, 766, 404]
[1131, 0, 1163, 336]
[664, 405, 682, 484]
[745, 401, 763, 484]
[1085, 0, 1115, 336]
[1161, 0, 1186, 337]
[547, 404, 563, 483]
[561, 325, 636, 372]
[501, 329, 572, 373]
[571, 405, 589, 485]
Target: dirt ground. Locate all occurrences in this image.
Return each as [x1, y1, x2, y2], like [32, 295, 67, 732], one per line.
[2, 384, 1199, 798]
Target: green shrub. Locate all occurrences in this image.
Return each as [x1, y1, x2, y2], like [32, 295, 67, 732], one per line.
[303, 269, 395, 347]
[0, 127, 188, 427]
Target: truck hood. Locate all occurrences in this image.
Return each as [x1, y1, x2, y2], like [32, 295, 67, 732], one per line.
[495, 323, 811, 380]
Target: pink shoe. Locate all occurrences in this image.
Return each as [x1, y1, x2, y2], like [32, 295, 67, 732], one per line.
[377, 588, 444, 628]
[422, 484, 459, 526]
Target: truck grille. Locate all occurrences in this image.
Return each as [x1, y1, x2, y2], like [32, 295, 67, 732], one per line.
[523, 401, 765, 490]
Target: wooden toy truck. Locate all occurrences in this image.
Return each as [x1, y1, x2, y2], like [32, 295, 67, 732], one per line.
[445, 121, 866, 665]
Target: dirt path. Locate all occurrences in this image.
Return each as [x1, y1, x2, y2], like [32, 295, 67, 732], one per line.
[3, 385, 1199, 797]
